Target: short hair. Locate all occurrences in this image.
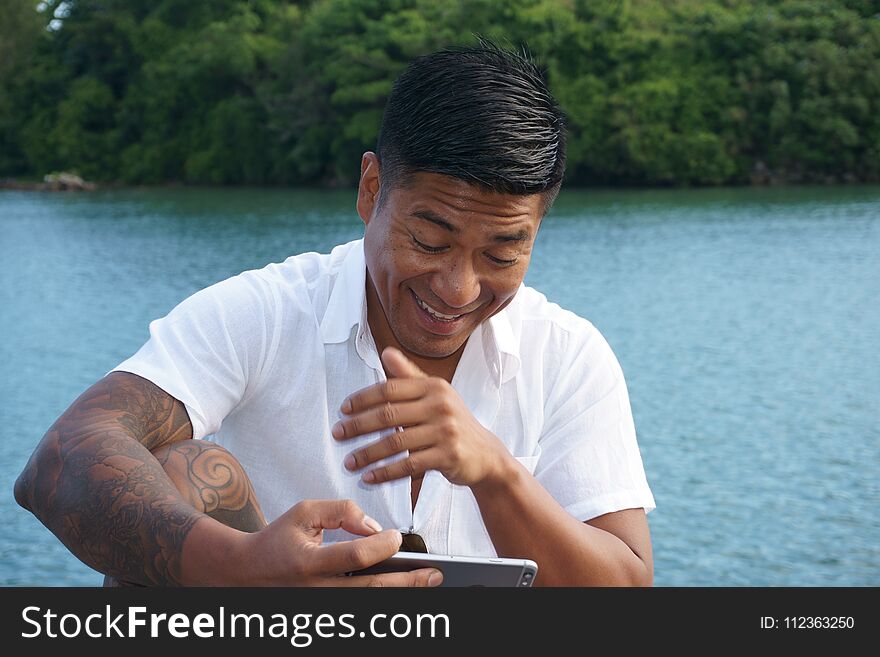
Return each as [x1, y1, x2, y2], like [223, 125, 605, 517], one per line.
[375, 39, 566, 215]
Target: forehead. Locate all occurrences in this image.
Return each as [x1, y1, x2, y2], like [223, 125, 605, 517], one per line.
[387, 172, 543, 232]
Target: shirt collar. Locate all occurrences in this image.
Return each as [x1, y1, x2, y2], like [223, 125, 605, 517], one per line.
[484, 289, 522, 385]
[319, 239, 522, 384]
[320, 239, 368, 345]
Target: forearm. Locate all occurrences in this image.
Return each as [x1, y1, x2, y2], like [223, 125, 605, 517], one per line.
[471, 458, 652, 587]
[15, 423, 216, 585]
[15, 372, 250, 585]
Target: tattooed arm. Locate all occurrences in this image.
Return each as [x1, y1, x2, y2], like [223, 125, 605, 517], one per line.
[13, 371, 231, 585]
[14, 372, 443, 587]
[103, 439, 270, 587]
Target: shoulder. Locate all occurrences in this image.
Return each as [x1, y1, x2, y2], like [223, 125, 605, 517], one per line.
[221, 240, 357, 315]
[514, 286, 594, 333]
[508, 285, 624, 388]
[512, 285, 608, 354]
[163, 241, 357, 346]
[244, 240, 354, 298]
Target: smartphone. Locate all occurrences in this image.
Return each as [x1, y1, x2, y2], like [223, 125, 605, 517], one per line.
[349, 551, 538, 587]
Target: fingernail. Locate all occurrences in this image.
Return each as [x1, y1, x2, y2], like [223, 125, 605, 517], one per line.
[428, 570, 443, 587]
[331, 422, 344, 439]
[341, 398, 352, 414]
[344, 453, 356, 470]
[362, 471, 375, 483]
[363, 515, 382, 532]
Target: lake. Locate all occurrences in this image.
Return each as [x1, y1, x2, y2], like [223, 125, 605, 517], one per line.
[1, 185, 877, 586]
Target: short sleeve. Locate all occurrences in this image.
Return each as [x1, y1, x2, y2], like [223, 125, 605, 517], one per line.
[535, 325, 655, 521]
[110, 271, 278, 440]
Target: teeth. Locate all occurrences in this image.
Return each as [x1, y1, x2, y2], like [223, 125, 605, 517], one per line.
[415, 295, 462, 321]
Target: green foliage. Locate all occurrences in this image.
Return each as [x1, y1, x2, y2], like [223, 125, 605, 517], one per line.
[1, 0, 878, 185]
[0, 0, 45, 173]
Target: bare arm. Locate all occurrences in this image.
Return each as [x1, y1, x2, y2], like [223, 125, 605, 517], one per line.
[13, 371, 206, 585]
[14, 371, 442, 588]
[472, 460, 653, 586]
[334, 347, 653, 586]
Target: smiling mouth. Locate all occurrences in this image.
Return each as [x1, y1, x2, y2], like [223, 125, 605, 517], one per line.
[411, 290, 465, 322]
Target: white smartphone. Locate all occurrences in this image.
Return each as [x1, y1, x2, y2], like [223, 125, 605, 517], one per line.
[349, 551, 539, 587]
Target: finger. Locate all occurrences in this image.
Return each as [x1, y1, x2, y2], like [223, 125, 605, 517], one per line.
[311, 530, 403, 576]
[336, 567, 443, 588]
[340, 377, 429, 415]
[295, 498, 384, 537]
[344, 426, 434, 472]
[381, 346, 429, 380]
[362, 448, 441, 485]
[333, 399, 429, 441]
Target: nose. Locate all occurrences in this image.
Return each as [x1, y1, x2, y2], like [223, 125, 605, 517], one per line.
[431, 253, 481, 310]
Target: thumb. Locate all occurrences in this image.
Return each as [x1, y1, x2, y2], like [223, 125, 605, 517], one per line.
[381, 346, 428, 379]
[294, 499, 384, 537]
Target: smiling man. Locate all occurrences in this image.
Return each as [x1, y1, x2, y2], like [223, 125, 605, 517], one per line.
[15, 42, 655, 586]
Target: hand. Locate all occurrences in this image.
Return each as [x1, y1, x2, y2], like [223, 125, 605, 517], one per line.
[332, 347, 510, 487]
[238, 499, 443, 586]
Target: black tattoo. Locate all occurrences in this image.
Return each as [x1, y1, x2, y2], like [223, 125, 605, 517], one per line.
[103, 439, 267, 587]
[14, 372, 204, 585]
[154, 440, 267, 534]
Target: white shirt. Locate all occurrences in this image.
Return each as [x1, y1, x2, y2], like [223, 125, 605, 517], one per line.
[113, 239, 655, 556]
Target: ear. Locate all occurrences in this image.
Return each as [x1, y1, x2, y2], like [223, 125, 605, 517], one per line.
[356, 152, 381, 227]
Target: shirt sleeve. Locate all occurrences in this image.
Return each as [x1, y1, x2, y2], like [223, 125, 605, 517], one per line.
[109, 270, 278, 440]
[535, 324, 656, 522]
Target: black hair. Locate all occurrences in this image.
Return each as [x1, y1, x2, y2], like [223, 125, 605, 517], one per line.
[375, 39, 566, 215]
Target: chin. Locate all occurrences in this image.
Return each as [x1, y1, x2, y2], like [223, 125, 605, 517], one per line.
[399, 334, 467, 360]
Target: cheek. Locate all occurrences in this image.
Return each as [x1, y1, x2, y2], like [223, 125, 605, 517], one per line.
[503, 258, 530, 289]
[378, 248, 424, 293]
[486, 268, 527, 306]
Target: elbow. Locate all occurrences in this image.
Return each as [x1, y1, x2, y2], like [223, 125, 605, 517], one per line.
[557, 555, 653, 587]
[620, 534, 653, 587]
[601, 552, 652, 587]
[14, 435, 62, 516]
[14, 461, 36, 513]
[625, 553, 653, 587]
[13, 473, 28, 511]
[633, 561, 653, 587]
[601, 560, 651, 587]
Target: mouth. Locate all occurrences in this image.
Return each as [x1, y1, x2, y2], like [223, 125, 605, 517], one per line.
[410, 289, 474, 336]
[412, 291, 465, 322]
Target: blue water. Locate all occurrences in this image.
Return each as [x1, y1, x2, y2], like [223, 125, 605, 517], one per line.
[1, 186, 877, 586]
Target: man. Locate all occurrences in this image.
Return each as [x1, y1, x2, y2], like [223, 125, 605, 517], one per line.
[15, 43, 655, 586]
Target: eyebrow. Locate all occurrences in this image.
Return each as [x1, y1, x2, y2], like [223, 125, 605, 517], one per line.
[410, 209, 531, 243]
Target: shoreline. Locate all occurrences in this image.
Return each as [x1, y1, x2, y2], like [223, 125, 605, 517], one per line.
[1, 174, 96, 192]
[3, 179, 879, 194]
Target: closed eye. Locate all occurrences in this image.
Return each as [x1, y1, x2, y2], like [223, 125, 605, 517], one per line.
[413, 234, 517, 265]
[486, 253, 518, 266]
[412, 236, 446, 253]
